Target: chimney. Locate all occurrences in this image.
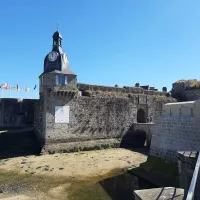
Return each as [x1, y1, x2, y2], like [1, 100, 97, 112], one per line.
[162, 87, 167, 92]
[135, 83, 140, 87]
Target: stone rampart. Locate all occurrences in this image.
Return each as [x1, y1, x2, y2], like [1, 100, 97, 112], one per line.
[77, 83, 167, 96]
[150, 116, 200, 162]
[171, 81, 200, 101]
[0, 98, 37, 128]
[35, 91, 176, 153]
[33, 95, 45, 146]
[150, 100, 200, 161]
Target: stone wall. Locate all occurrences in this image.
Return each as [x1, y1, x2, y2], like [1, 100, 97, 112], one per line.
[77, 83, 167, 96]
[33, 95, 45, 146]
[38, 91, 175, 153]
[178, 152, 200, 199]
[171, 81, 200, 101]
[0, 98, 37, 128]
[182, 89, 200, 101]
[150, 116, 200, 162]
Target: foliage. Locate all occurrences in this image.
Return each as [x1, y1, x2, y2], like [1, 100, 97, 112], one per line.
[153, 94, 170, 101]
[175, 79, 200, 89]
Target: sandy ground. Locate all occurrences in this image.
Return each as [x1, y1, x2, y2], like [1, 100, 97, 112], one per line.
[0, 148, 147, 200]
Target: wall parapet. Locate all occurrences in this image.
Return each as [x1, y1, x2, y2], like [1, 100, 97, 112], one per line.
[77, 83, 168, 96]
[0, 98, 37, 127]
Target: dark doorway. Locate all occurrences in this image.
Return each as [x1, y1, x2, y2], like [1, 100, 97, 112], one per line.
[120, 128, 147, 152]
[137, 108, 146, 123]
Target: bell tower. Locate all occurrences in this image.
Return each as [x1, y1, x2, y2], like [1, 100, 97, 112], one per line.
[39, 30, 77, 94]
[52, 31, 63, 54]
[35, 30, 78, 151]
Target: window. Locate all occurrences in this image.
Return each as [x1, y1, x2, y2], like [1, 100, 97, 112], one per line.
[56, 75, 68, 85]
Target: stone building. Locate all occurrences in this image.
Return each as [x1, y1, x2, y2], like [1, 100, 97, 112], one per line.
[33, 31, 176, 153]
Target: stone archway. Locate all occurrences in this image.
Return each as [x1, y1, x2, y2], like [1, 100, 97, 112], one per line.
[137, 108, 146, 123]
[120, 129, 147, 149]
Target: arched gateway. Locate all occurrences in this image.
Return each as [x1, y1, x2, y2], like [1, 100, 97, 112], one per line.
[137, 108, 146, 123]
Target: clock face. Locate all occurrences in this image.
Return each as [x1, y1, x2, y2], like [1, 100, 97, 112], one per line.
[48, 51, 58, 62]
[63, 54, 68, 64]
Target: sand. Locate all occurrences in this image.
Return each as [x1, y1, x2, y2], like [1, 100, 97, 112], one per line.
[0, 148, 147, 200]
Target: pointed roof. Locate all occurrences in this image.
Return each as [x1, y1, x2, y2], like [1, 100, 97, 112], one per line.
[53, 31, 62, 39]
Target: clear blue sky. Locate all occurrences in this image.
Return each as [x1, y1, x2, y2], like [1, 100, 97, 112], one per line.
[0, 0, 200, 99]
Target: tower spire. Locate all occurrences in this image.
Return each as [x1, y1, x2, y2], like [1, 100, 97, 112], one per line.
[57, 20, 59, 31]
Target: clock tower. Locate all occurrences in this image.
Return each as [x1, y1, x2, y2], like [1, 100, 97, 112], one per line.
[39, 31, 77, 94]
[43, 31, 75, 74]
[35, 30, 78, 151]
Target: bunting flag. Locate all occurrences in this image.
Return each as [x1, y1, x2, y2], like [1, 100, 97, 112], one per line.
[0, 83, 37, 92]
[5, 85, 10, 90]
[25, 85, 30, 92]
[16, 84, 22, 91]
[1, 83, 7, 88]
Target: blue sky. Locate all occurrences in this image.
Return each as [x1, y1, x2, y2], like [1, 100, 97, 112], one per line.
[0, 0, 200, 99]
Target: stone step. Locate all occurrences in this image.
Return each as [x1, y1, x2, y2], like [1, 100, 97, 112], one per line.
[134, 187, 187, 200]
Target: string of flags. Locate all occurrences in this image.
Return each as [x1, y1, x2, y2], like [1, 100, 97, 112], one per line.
[0, 83, 37, 92]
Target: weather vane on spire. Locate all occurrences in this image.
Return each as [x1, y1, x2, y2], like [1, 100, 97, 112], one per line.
[57, 20, 59, 31]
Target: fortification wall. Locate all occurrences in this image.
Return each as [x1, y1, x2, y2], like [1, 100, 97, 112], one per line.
[33, 95, 45, 146]
[171, 81, 200, 101]
[150, 100, 200, 162]
[182, 89, 200, 101]
[150, 116, 200, 162]
[39, 92, 176, 153]
[0, 98, 37, 128]
[77, 83, 167, 96]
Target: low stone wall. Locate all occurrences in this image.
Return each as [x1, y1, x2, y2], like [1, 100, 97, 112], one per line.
[0, 98, 37, 128]
[150, 116, 200, 162]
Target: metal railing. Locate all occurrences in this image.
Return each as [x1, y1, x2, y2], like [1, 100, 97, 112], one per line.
[186, 152, 200, 200]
